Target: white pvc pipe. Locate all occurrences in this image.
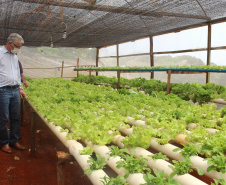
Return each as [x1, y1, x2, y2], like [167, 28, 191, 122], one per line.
[127, 117, 146, 127]
[83, 140, 126, 176]
[127, 146, 173, 174]
[187, 123, 197, 130]
[88, 170, 109, 185]
[173, 133, 188, 145]
[213, 98, 226, 105]
[174, 174, 207, 185]
[69, 143, 90, 170]
[107, 156, 126, 175]
[149, 138, 226, 180]
[127, 116, 218, 142]
[69, 143, 109, 185]
[206, 128, 219, 135]
[83, 140, 148, 185]
[127, 116, 135, 125]
[114, 135, 125, 149]
[150, 138, 184, 161]
[126, 173, 146, 185]
[190, 156, 226, 180]
[186, 124, 219, 135]
[114, 136, 208, 185]
[134, 120, 146, 127]
[119, 126, 133, 135]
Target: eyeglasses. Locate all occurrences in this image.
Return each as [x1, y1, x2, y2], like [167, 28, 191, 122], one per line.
[12, 42, 21, 49]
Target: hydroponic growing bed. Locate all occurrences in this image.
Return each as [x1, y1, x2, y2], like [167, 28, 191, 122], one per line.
[24, 77, 226, 185]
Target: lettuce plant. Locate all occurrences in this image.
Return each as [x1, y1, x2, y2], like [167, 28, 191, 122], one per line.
[116, 150, 151, 178]
[101, 175, 128, 185]
[85, 153, 106, 174]
[142, 169, 180, 185]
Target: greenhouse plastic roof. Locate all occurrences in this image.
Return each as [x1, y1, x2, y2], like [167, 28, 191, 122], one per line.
[0, 0, 226, 48]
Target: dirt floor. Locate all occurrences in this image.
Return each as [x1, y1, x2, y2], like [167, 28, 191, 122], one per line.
[0, 100, 92, 185]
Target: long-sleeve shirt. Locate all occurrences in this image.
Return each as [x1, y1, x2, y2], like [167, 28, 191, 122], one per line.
[0, 46, 21, 87]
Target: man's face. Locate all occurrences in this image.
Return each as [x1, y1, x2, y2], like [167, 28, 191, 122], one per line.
[9, 39, 22, 54]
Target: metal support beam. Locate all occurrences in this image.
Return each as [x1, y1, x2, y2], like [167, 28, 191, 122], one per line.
[206, 23, 211, 84]
[117, 70, 121, 90]
[14, 4, 47, 24]
[116, 44, 119, 67]
[166, 70, 172, 95]
[15, 0, 210, 20]
[77, 58, 79, 78]
[150, 36, 154, 79]
[96, 48, 99, 76]
[61, 61, 64, 78]
[82, 0, 97, 5]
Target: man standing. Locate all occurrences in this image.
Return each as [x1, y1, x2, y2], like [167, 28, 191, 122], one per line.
[0, 33, 26, 154]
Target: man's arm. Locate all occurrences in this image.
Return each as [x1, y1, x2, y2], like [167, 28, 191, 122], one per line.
[21, 73, 29, 88]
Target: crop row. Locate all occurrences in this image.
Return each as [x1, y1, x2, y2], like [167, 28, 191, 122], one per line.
[72, 74, 226, 104]
[24, 78, 226, 184]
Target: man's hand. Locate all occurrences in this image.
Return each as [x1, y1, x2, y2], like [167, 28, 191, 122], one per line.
[23, 81, 29, 88]
[19, 89, 26, 99]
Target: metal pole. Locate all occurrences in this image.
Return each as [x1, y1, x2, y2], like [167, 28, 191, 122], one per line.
[116, 44, 119, 66]
[117, 70, 121, 89]
[77, 58, 79, 77]
[61, 61, 64, 78]
[166, 70, 172, 94]
[206, 23, 211, 84]
[150, 36, 154, 79]
[96, 48, 99, 76]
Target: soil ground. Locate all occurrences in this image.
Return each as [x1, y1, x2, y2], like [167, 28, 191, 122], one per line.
[0, 100, 92, 185]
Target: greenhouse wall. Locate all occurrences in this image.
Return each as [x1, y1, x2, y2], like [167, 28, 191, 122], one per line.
[17, 47, 96, 79]
[119, 55, 150, 79]
[98, 58, 118, 77]
[154, 52, 207, 84]
[8, 22, 225, 85]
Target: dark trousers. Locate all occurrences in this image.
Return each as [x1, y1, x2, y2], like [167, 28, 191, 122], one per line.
[0, 87, 20, 146]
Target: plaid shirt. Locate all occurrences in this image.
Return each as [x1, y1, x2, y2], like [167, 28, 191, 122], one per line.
[18, 60, 23, 74]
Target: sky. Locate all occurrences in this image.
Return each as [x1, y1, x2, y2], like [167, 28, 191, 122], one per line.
[99, 22, 226, 66]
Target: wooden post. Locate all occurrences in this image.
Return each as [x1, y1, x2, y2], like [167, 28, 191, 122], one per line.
[20, 98, 24, 125]
[57, 151, 76, 185]
[89, 71, 91, 79]
[117, 70, 121, 89]
[96, 48, 99, 76]
[150, 36, 154, 79]
[166, 70, 172, 94]
[206, 23, 211, 84]
[57, 162, 65, 185]
[30, 111, 36, 157]
[77, 58, 79, 77]
[61, 61, 64, 78]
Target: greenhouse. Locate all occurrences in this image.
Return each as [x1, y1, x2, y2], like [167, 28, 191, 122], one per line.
[0, 1, 226, 185]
